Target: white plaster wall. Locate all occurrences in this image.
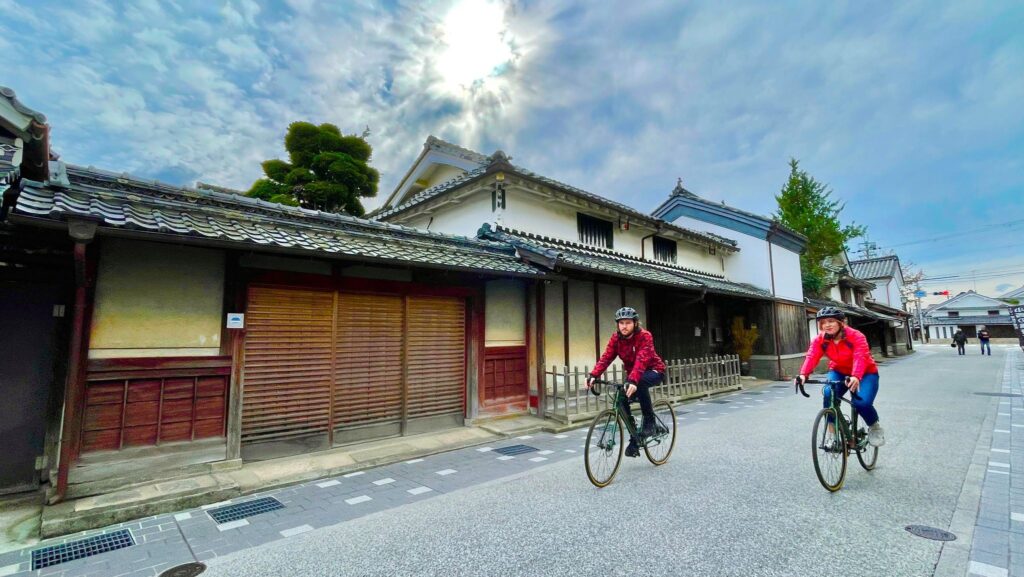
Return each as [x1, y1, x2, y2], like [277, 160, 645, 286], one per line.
[499, 189, 722, 275]
[597, 283, 621, 339]
[671, 215, 803, 301]
[567, 280, 597, 370]
[770, 243, 804, 302]
[543, 281, 565, 370]
[401, 190, 493, 238]
[626, 287, 647, 322]
[485, 279, 526, 346]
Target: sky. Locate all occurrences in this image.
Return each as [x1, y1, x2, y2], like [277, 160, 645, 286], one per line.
[2, 0, 1022, 304]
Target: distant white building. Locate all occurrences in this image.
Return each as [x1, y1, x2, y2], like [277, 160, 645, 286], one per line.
[923, 290, 1016, 341]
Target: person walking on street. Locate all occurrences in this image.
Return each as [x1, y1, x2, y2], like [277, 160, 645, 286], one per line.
[953, 329, 968, 356]
[978, 326, 992, 356]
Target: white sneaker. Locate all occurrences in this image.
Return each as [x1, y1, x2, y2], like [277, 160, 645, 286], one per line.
[868, 423, 886, 447]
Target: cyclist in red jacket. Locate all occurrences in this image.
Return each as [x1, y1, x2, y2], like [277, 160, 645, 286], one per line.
[585, 307, 667, 457]
[796, 306, 885, 447]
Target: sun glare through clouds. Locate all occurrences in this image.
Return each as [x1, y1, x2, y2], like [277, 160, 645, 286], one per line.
[435, 0, 515, 93]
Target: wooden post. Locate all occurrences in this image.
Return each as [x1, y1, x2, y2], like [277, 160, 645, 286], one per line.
[52, 223, 97, 504]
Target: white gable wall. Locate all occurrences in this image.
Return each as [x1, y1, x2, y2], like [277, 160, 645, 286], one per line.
[668, 214, 803, 301]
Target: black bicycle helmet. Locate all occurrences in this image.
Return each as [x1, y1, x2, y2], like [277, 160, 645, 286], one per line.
[614, 306, 639, 322]
[815, 306, 846, 322]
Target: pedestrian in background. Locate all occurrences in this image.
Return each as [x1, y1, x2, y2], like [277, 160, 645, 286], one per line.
[978, 326, 992, 356]
[953, 329, 967, 356]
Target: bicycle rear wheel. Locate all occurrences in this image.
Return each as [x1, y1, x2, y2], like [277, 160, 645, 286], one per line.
[811, 408, 847, 492]
[853, 412, 879, 471]
[643, 400, 677, 465]
[585, 409, 624, 488]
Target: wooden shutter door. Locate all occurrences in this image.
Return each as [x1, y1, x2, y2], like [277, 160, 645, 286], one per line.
[405, 295, 466, 433]
[242, 286, 334, 455]
[333, 293, 404, 444]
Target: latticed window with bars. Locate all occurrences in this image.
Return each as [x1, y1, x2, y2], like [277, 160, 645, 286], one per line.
[577, 213, 613, 249]
[652, 236, 677, 263]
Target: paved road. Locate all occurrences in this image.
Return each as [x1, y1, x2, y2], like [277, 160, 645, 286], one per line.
[3, 344, 1017, 577]
[198, 345, 1010, 577]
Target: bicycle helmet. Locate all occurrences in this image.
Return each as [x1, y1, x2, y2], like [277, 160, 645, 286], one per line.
[815, 306, 846, 322]
[614, 306, 639, 322]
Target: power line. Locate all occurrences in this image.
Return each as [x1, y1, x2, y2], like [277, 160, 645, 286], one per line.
[884, 218, 1024, 249]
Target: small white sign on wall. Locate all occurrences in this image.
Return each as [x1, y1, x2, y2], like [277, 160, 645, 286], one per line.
[226, 313, 245, 329]
[694, 326, 702, 337]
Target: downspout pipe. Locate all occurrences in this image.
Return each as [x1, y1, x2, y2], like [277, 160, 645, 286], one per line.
[766, 222, 784, 379]
[640, 222, 663, 260]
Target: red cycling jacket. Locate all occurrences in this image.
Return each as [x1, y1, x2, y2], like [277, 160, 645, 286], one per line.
[590, 328, 666, 384]
[799, 326, 878, 379]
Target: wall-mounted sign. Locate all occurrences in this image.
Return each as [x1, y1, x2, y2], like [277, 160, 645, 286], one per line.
[226, 313, 245, 329]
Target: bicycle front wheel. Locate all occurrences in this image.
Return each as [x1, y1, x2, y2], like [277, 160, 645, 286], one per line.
[643, 400, 677, 465]
[585, 409, 624, 488]
[811, 408, 847, 492]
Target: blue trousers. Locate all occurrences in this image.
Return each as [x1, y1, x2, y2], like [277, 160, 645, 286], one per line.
[981, 341, 991, 355]
[618, 369, 663, 423]
[823, 370, 880, 426]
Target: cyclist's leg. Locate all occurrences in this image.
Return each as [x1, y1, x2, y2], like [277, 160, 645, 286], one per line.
[851, 373, 879, 425]
[823, 370, 849, 420]
[636, 370, 662, 420]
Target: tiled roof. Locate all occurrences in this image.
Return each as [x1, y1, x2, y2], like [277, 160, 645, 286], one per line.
[807, 297, 902, 323]
[849, 255, 900, 280]
[864, 300, 910, 318]
[480, 225, 772, 299]
[0, 86, 48, 125]
[657, 179, 805, 241]
[924, 315, 1013, 326]
[373, 155, 739, 252]
[1000, 285, 1024, 299]
[9, 164, 544, 277]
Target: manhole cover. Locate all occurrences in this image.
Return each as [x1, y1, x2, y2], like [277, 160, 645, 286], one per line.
[160, 562, 207, 577]
[905, 525, 956, 541]
[973, 392, 1023, 397]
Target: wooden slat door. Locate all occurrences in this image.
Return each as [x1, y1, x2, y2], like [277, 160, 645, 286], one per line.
[333, 293, 405, 444]
[406, 296, 466, 432]
[242, 286, 334, 445]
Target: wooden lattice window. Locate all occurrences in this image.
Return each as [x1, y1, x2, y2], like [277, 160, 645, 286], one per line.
[577, 213, 613, 249]
[653, 236, 677, 263]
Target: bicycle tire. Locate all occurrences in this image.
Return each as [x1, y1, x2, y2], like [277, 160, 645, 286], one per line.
[853, 412, 879, 471]
[585, 409, 624, 488]
[643, 400, 677, 465]
[811, 407, 847, 492]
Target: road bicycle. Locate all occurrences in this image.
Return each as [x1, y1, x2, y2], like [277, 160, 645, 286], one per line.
[796, 377, 879, 492]
[583, 379, 677, 487]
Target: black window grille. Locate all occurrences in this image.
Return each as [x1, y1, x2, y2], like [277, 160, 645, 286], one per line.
[577, 213, 613, 249]
[948, 311, 959, 317]
[652, 236, 677, 263]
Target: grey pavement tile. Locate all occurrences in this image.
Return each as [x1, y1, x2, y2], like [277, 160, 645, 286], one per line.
[971, 549, 1009, 570]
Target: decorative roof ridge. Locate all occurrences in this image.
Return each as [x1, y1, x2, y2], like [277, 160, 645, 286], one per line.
[494, 225, 729, 280]
[0, 86, 48, 124]
[654, 184, 806, 242]
[60, 164, 514, 253]
[849, 254, 898, 263]
[424, 135, 489, 163]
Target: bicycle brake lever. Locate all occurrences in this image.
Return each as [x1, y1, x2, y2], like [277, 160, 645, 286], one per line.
[794, 378, 810, 398]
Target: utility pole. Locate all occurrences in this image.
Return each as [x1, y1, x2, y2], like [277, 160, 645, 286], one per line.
[857, 239, 878, 260]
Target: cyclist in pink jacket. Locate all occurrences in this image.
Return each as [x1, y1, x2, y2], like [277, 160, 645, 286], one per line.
[795, 306, 885, 447]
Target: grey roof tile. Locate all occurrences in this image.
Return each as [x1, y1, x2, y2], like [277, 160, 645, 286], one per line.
[849, 255, 900, 280]
[12, 164, 544, 277]
[481, 225, 771, 299]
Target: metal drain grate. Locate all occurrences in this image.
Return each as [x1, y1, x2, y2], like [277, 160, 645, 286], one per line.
[207, 497, 284, 524]
[709, 400, 731, 404]
[772, 385, 790, 389]
[32, 529, 135, 570]
[973, 392, 1023, 397]
[905, 525, 956, 541]
[494, 444, 539, 456]
[742, 391, 764, 395]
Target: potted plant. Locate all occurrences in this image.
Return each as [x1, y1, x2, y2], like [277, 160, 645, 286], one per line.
[731, 317, 759, 376]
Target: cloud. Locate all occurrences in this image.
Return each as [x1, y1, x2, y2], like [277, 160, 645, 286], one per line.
[0, 0, 1019, 298]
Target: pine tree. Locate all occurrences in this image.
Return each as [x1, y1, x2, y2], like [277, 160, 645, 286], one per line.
[775, 158, 866, 296]
[246, 122, 379, 217]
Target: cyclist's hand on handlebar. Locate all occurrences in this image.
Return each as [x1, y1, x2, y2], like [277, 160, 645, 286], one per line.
[847, 376, 861, 393]
[625, 383, 637, 398]
[585, 376, 595, 389]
